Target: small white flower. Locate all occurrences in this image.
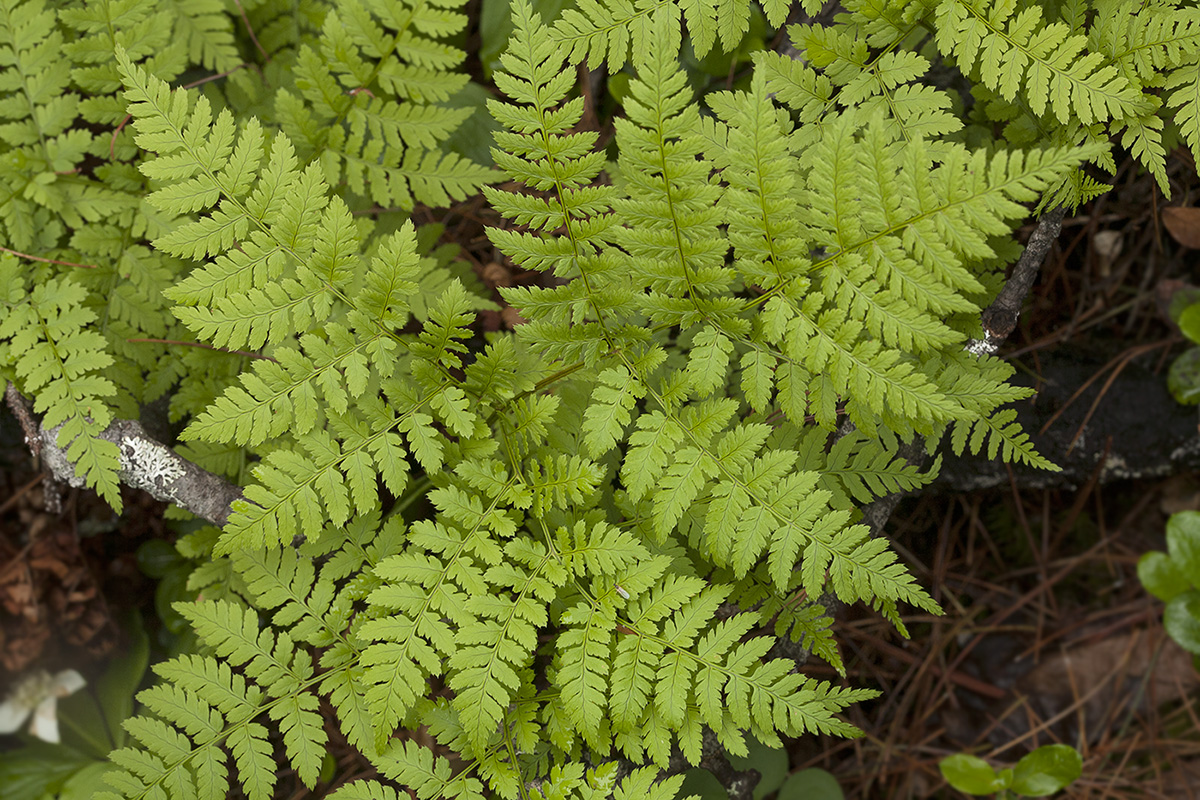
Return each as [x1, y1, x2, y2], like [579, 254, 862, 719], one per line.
[0, 669, 86, 744]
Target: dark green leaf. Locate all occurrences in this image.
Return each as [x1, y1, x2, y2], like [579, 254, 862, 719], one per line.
[59, 628, 151, 761]
[730, 739, 789, 799]
[57, 761, 116, 800]
[679, 767, 731, 800]
[0, 741, 96, 800]
[155, 563, 197, 636]
[136, 538, 182, 578]
[777, 768, 844, 800]
[442, 84, 503, 167]
[95, 612, 149, 745]
[1169, 293, 1200, 325]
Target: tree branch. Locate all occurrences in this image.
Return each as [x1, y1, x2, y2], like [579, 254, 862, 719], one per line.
[6, 383, 243, 526]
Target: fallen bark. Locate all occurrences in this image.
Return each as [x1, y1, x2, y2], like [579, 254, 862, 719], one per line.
[934, 343, 1198, 492]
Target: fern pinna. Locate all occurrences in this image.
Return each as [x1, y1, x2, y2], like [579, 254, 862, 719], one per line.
[0, 0, 1190, 798]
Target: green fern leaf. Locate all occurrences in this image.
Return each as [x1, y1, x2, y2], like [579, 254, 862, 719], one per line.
[558, 602, 615, 745]
[0, 263, 122, 508]
[934, 0, 1145, 124]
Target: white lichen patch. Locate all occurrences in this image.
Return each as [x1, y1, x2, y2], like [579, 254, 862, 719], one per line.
[965, 333, 997, 357]
[120, 435, 184, 493]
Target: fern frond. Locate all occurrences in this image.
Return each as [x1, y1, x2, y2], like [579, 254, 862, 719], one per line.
[934, 0, 1146, 124]
[0, 0, 100, 251]
[279, 0, 491, 210]
[0, 260, 122, 507]
[550, 0, 673, 70]
[950, 407, 1059, 471]
[166, 0, 239, 72]
[1166, 61, 1200, 166]
[371, 741, 486, 800]
[98, 595, 346, 800]
[557, 601, 615, 748]
[788, 24, 962, 142]
[770, 598, 842, 673]
[808, 428, 935, 509]
[62, 1, 185, 124]
[486, 0, 642, 364]
[607, 575, 875, 758]
[67, 0, 1178, 797]
[611, 15, 731, 335]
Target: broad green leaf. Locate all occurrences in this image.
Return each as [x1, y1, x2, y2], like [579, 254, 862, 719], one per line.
[777, 768, 844, 800]
[729, 739, 789, 799]
[678, 768, 728, 800]
[1180, 304, 1200, 345]
[1010, 744, 1082, 797]
[1167, 511, 1200, 586]
[1168, 347, 1200, 405]
[55, 613, 149, 757]
[97, 613, 148, 745]
[1164, 589, 1200, 654]
[1169, 293, 1200, 325]
[1139, 551, 1191, 602]
[0, 741, 97, 800]
[441, 84, 504, 167]
[136, 539, 182, 579]
[938, 754, 1007, 795]
[58, 762, 116, 800]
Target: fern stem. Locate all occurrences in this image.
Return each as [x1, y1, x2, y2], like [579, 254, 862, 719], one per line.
[0, 246, 97, 269]
[126, 337, 274, 361]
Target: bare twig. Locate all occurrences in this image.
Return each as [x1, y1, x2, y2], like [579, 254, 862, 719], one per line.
[971, 205, 1067, 356]
[5, 382, 64, 512]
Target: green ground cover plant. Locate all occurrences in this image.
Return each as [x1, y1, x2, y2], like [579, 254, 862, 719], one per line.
[940, 744, 1083, 797]
[0, 0, 1198, 797]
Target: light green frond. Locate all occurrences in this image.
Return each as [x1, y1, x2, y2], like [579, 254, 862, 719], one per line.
[934, 0, 1146, 124]
[550, 0, 674, 69]
[373, 741, 486, 800]
[280, 0, 491, 209]
[950, 407, 1060, 471]
[0, 264, 122, 507]
[557, 602, 616, 747]
[1166, 61, 1200, 167]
